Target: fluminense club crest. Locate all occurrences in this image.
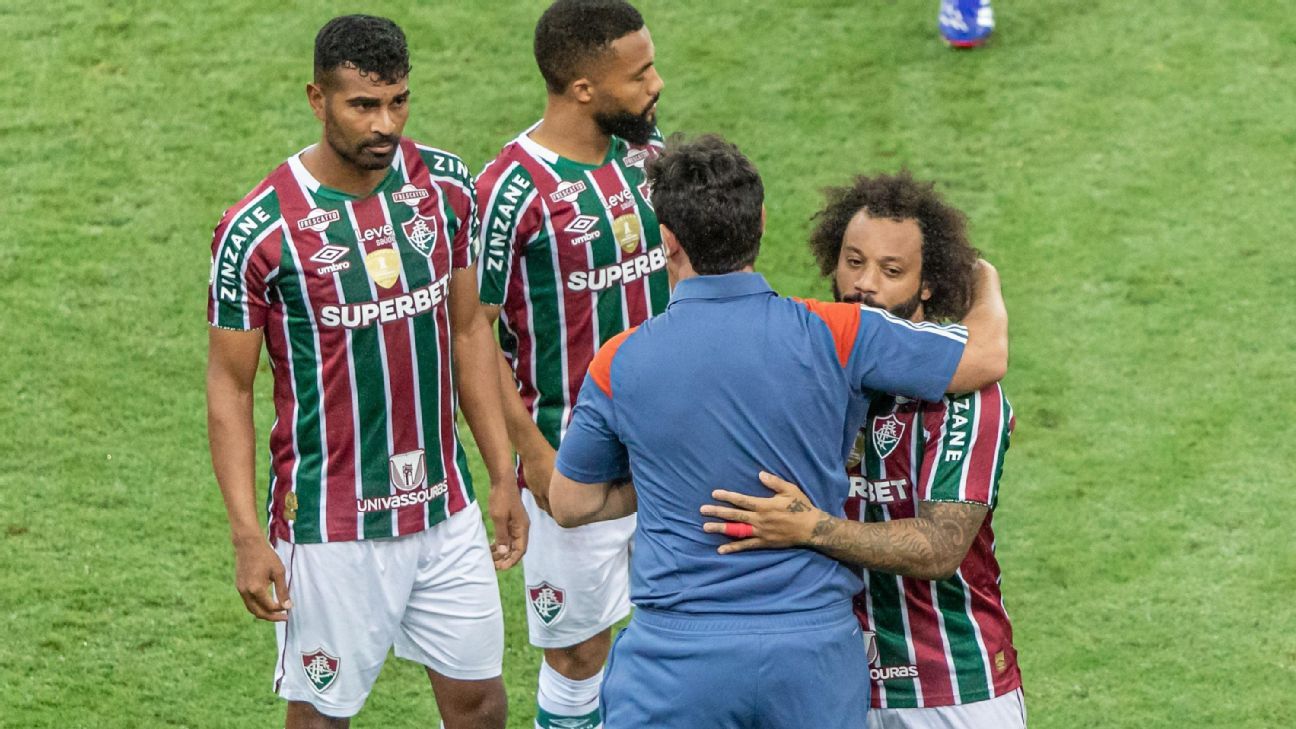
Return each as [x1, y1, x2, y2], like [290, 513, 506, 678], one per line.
[872, 414, 905, 459]
[401, 213, 439, 257]
[527, 581, 566, 626]
[301, 648, 340, 694]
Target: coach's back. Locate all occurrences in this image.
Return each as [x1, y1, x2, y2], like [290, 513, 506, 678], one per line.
[556, 271, 965, 615]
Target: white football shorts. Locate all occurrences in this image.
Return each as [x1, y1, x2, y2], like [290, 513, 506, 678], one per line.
[271, 506, 504, 717]
[867, 688, 1027, 729]
[520, 488, 633, 648]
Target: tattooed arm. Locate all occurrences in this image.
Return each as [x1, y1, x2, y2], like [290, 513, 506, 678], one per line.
[803, 500, 987, 580]
[701, 471, 986, 581]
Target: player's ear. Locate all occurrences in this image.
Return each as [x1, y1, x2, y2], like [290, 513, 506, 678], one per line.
[659, 224, 679, 257]
[760, 205, 767, 236]
[921, 281, 933, 302]
[569, 76, 595, 104]
[307, 81, 327, 122]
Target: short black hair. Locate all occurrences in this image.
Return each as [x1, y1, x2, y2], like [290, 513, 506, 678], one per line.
[648, 134, 764, 276]
[808, 171, 979, 321]
[534, 0, 645, 93]
[314, 15, 411, 87]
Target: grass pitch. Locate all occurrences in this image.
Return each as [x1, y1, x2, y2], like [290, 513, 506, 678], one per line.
[3, 1, 1294, 727]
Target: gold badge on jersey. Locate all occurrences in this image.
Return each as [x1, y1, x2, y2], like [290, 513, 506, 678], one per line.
[846, 431, 867, 469]
[365, 249, 401, 289]
[284, 492, 298, 522]
[611, 213, 641, 253]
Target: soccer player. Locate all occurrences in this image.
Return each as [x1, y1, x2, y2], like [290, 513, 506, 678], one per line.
[206, 15, 527, 729]
[703, 172, 1025, 727]
[548, 136, 1010, 728]
[474, 1, 665, 727]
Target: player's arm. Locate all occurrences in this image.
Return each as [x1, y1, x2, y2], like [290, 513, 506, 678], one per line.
[474, 164, 561, 509]
[704, 387, 1010, 578]
[947, 259, 1008, 393]
[482, 303, 560, 513]
[450, 265, 528, 569]
[550, 474, 637, 528]
[207, 327, 291, 621]
[701, 473, 985, 580]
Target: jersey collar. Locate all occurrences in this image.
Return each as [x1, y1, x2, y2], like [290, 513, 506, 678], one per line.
[286, 143, 404, 200]
[668, 272, 774, 307]
[517, 120, 623, 169]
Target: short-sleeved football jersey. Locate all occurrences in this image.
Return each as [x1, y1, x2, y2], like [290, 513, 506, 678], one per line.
[475, 126, 668, 459]
[847, 385, 1021, 708]
[208, 139, 479, 544]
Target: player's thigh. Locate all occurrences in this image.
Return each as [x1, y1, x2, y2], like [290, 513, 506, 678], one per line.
[600, 619, 753, 729]
[520, 488, 633, 649]
[393, 507, 505, 680]
[273, 538, 416, 718]
[867, 688, 1027, 729]
[756, 615, 871, 729]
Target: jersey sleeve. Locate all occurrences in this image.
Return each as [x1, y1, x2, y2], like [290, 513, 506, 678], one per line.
[475, 159, 539, 306]
[554, 374, 630, 485]
[450, 179, 478, 272]
[851, 306, 967, 402]
[917, 384, 1014, 507]
[554, 330, 634, 484]
[798, 299, 967, 402]
[207, 198, 282, 331]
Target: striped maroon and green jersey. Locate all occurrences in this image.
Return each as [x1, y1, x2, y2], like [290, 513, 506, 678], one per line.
[475, 125, 668, 462]
[845, 384, 1020, 709]
[208, 138, 479, 545]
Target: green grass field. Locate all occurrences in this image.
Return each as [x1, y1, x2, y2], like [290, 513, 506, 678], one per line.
[3, 0, 1295, 726]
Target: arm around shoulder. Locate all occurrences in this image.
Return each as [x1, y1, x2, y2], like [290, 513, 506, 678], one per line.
[947, 260, 1008, 394]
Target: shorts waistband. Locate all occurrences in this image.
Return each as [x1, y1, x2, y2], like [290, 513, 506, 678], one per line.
[631, 602, 855, 634]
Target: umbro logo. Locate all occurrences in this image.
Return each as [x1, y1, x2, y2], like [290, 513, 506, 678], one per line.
[549, 180, 587, 204]
[310, 245, 351, 275]
[564, 215, 599, 234]
[310, 246, 348, 264]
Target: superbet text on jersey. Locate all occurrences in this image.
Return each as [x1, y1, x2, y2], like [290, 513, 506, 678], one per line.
[847, 384, 1021, 709]
[209, 139, 479, 545]
[476, 127, 668, 454]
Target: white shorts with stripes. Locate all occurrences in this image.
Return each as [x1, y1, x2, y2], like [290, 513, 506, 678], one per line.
[271, 506, 503, 718]
[867, 688, 1027, 729]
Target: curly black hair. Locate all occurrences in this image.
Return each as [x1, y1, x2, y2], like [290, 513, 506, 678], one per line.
[314, 15, 410, 87]
[534, 0, 645, 93]
[808, 171, 979, 321]
[648, 133, 764, 275]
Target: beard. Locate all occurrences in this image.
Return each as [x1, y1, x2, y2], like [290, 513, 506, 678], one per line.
[325, 119, 399, 171]
[594, 95, 659, 145]
[834, 281, 925, 320]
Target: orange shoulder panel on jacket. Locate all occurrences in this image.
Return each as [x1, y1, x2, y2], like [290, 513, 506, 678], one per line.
[794, 298, 861, 368]
[588, 326, 639, 397]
